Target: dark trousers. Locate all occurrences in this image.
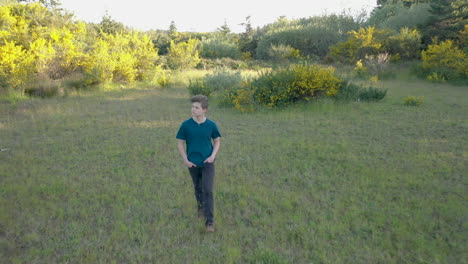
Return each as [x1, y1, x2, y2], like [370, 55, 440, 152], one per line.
[188, 162, 215, 225]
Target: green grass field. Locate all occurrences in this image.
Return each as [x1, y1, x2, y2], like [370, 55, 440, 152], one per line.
[1, 76, 467, 263]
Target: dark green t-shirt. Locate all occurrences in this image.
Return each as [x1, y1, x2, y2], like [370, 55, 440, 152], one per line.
[176, 118, 221, 167]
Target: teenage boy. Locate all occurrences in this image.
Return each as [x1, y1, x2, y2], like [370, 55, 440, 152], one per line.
[176, 95, 221, 232]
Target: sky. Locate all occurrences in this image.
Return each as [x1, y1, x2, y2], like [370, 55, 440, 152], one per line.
[59, 0, 377, 33]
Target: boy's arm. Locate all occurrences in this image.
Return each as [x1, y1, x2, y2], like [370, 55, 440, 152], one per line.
[177, 139, 196, 168]
[204, 137, 220, 163]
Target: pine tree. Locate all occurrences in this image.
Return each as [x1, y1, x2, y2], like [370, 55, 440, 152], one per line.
[216, 20, 231, 37]
[168, 21, 178, 40]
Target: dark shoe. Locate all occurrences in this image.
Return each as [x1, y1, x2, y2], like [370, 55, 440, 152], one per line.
[206, 224, 215, 232]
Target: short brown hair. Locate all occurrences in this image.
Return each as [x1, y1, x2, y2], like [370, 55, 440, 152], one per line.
[191, 95, 209, 109]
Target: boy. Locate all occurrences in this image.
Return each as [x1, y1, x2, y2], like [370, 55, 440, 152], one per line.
[176, 95, 221, 232]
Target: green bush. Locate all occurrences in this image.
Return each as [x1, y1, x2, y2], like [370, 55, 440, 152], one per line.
[358, 87, 387, 102]
[24, 77, 63, 98]
[267, 44, 301, 62]
[200, 38, 241, 59]
[252, 64, 342, 107]
[204, 68, 243, 92]
[187, 79, 213, 97]
[197, 58, 248, 70]
[367, 3, 432, 31]
[255, 14, 360, 59]
[336, 81, 387, 102]
[335, 81, 361, 101]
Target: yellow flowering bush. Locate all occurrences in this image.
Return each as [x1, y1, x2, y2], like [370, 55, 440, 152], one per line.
[421, 40, 467, 81]
[403, 96, 424, 106]
[252, 64, 342, 107]
[0, 41, 35, 89]
[231, 85, 255, 112]
[1, 2, 161, 93]
[167, 39, 201, 70]
[329, 27, 391, 64]
[83, 32, 159, 85]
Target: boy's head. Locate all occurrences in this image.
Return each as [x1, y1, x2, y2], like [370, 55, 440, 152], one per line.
[191, 95, 208, 117]
[191, 95, 208, 109]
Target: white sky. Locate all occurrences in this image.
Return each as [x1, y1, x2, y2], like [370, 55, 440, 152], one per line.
[60, 0, 377, 33]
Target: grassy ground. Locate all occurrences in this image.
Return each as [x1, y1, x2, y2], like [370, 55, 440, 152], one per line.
[0, 76, 467, 263]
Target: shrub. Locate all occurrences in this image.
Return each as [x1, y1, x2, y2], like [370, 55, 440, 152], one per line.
[217, 87, 237, 107]
[336, 81, 387, 102]
[358, 87, 387, 102]
[328, 27, 392, 64]
[367, 3, 432, 31]
[404, 96, 424, 106]
[217, 83, 255, 112]
[364, 53, 391, 78]
[255, 14, 360, 59]
[200, 38, 241, 59]
[197, 58, 248, 70]
[426, 72, 446, 82]
[204, 68, 243, 92]
[267, 44, 300, 62]
[63, 72, 87, 90]
[82, 38, 115, 85]
[187, 79, 213, 97]
[354, 59, 368, 78]
[46, 25, 87, 80]
[421, 40, 467, 82]
[0, 41, 36, 91]
[167, 39, 201, 70]
[335, 81, 361, 101]
[386, 28, 422, 60]
[24, 76, 63, 98]
[156, 70, 171, 88]
[252, 64, 342, 107]
[112, 51, 138, 82]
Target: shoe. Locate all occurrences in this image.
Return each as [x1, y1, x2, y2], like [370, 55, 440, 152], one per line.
[198, 208, 204, 219]
[206, 224, 215, 232]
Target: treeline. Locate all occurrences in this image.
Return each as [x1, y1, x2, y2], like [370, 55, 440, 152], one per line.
[0, 0, 466, 98]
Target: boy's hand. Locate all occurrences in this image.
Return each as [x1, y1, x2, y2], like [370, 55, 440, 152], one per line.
[185, 160, 197, 168]
[204, 156, 215, 164]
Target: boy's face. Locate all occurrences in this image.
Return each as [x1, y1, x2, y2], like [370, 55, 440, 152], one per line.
[191, 102, 207, 117]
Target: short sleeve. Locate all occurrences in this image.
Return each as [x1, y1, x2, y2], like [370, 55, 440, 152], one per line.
[176, 123, 186, 140]
[211, 123, 221, 139]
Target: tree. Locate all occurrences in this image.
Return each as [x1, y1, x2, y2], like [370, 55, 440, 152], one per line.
[168, 21, 178, 40]
[377, 0, 431, 8]
[422, 0, 466, 44]
[216, 20, 231, 37]
[16, 0, 61, 8]
[97, 11, 125, 35]
[167, 39, 201, 69]
[238, 16, 257, 56]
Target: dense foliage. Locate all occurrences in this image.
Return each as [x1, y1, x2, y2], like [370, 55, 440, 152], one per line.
[0, 2, 162, 95]
[0, 0, 466, 100]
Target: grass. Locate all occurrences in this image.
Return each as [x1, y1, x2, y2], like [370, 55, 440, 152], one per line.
[0, 75, 467, 263]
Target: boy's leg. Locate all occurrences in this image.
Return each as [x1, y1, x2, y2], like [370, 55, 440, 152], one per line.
[188, 167, 203, 213]
[201, 162, 215, 226]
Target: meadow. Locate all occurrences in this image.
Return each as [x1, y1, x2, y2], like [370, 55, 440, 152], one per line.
[0, 73, 467, 263]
